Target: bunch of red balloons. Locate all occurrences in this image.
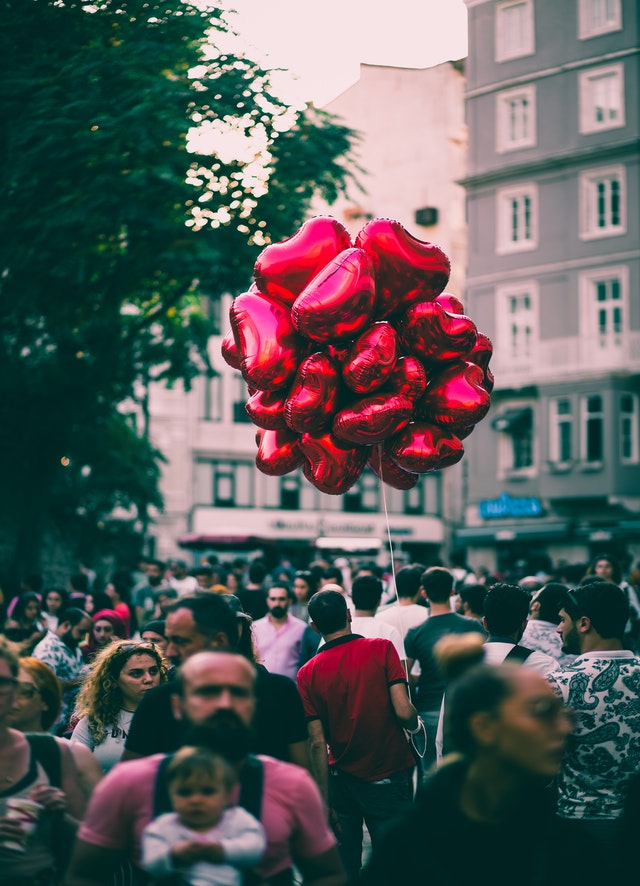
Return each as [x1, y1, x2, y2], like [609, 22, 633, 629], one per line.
[221, 216, 493, 495]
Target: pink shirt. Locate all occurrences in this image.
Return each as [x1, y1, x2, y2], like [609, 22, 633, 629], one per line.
[78, 754, 335, 878]
[252, 614, 308, 680]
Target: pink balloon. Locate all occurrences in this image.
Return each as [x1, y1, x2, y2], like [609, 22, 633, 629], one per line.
[285, 352, 341, 434]
[434, 292, 465, 315]
[384, 356, 427, 403]
[399, 300, 477, 364]
[229, 290, 302, 391]
[343, 322, 399, 395]
[300, 431, 367, 495]
[355, 217, 450, 317]
[389, 422, 464, 473]
[467, 332, 495, 393]
[368, 445, 420, 490]
[254, 216, 353, 305]
[221, 329, 241, 370]
[419, 361, 491, 431]
[246, 389, 288, 430]
[292, 248, 376, 342]
[333, 393, 413, 445]
[255, 428, 305, 476]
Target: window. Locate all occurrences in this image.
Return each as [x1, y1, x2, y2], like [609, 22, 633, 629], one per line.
[580, 395, 604, 464]
[497, 283, 538, 363]
[549, 398, 574, 464]
[495, 0, 535, 62]
[194, 459, 254, 507]
[496, 184, 538, 253]
[404, 480, 425, 516]
[578, 0, 621, 38]
[620, 394, 639, 464]
[580, 166, 625, 239]
[232, 374, 251, 423]
[579, 64, 625, 134]
[263, 469, 318, 510]
[200, 374, 222, 421]
[497, 86, 536, 152]
[496, 407, 535, 476]
[580, 266, 627, 355]
[342, 471, 380, 513]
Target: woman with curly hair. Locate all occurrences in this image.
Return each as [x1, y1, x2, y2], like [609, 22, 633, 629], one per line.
[70, 639, 167, 772]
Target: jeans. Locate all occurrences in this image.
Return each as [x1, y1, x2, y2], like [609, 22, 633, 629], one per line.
[328, 766, 414, 883]
[418, 709, 441, 778]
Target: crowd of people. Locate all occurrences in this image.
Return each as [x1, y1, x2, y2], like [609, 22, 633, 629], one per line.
[0, 549, 638, 885]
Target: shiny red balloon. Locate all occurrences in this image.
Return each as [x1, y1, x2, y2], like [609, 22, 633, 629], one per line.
[389, 422, 464, 473]
[356, 218, 450, 317]
[384, 356, 427, 403]
[434, 292, 465, 315]
[255, 428, 305, 476]
[230, 290, 302, 391]
[254, 216, 352, 305]
[221, 328, 241, 371]
[292, 248, 376, 342]
[420, 361, 491, 431]
[245, 389, 288, 430]
[467, 332, 495, 393]
[368, 445, 419, 490]
[399, 300, 477, 364]
[300, 432, 367, 495]
[343, 322, 398, 395]
[333, 393, 413, 445]
[285, 352, 341, 434]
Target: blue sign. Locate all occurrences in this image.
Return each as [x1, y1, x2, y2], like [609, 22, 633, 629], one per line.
[478, 493, 543, 520]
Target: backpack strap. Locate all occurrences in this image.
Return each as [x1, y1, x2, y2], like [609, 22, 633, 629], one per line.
[504, 644, 535, 663]
[26, 733, 61, 787]
[238, 754, 263, 820]
[153, 753, 175, 817]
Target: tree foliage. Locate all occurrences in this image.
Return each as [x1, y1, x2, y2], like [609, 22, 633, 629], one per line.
[0, 0, 360, 583]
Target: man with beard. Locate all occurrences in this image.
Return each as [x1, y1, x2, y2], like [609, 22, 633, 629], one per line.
[32, 606, 91, 733]
[65, 652, 345, 886]
[548, 581, 640, 852]
[252, 583, 307, 680]
[122, 594, 310, 770]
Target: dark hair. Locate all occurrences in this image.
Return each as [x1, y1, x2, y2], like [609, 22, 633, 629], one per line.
[585, 554, 622, 584]
[562, 582, 629, 639]
[248, 561, 267, 585]
[20, 658, 63, 731]
[394, 566, 423, 599]
[166, 746, 236, 793]
[57, 607, 89, 628]
[323, 566, 344, 586]
[308, 590, 348, 635]
[70, 573, 90, 594]
[11, 592, 42, 625]
[483, 583, 530, 636]
[268, 580, 291, 596]
[458, 584, 488, 617]
[141, 619, 166, 638]
[294, 571, 318, 596]
[444, 664, 518, 756]
[533, 583, 568, 625]
[351, 574, 383, 610]
[42, 587, 70, 614]
[164, 594, 239, 648]
[421, 567, 454, 603]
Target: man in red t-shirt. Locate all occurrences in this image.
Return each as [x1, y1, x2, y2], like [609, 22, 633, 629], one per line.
[297, 590, 421, 883]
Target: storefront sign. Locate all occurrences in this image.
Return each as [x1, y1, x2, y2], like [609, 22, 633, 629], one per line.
[478, 493, 543, 520]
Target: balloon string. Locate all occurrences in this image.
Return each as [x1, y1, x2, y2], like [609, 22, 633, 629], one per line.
[376, 444, 406, 681]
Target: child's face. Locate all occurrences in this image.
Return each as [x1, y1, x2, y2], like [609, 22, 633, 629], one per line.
[170, 772, 232, 831]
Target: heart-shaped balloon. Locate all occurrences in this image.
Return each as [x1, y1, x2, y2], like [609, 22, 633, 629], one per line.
[388, 422, 464, 473]
[384, 355, 428, 403]
[255, 428, 305, 476]
[300, 431, 367, 495]
[355, 217, 450, 317]
[285, 352, 341, 434]
[343, 322, 399, 395]
[292, 247, 376, 342]
[467, 332, 495, 393]
[399, 300, 477, 364]
[434, 292, 465, 315]
[221, 328, 241, 370]
[333, 393, 413, 445]
[419, 361, 491, 431]
[230, 289, 302, 391]
[368, 445, 420, 490]
[245, 389, 288, 430]
[253, 216, 353, 305]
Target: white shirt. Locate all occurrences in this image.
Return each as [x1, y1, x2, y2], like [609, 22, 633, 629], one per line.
[71, 708, 135, 773]
[318, 616, 406, 662]
[375, 603, 429, 640]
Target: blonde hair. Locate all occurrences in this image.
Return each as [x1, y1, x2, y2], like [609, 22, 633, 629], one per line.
[73, 639, 167, 745]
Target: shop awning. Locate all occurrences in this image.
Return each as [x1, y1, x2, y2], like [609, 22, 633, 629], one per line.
[454, 522, 570, 544]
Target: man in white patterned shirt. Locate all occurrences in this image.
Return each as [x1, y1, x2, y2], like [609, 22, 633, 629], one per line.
[548, 581, 640, 849]
[521, 582, 576, 666]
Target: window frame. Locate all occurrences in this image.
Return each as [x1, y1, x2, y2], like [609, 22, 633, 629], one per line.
[577, 0, 622, 39]
[496, 281, 539, 364]
[579, 265, 628, 353]
[579, 394, 604, 466]
[496, 183, 539, 254]
[495, 0, 536, 63]
[578, 63, 625, 134]
[619, 393, 639, 464]
[496, 84, 537, 153]
[496, 404, 537, 479]
[549, 397, 574, 467]
[579, 164, 626, 240]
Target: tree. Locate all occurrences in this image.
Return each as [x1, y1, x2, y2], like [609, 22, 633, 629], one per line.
[0, 0, 360, 588]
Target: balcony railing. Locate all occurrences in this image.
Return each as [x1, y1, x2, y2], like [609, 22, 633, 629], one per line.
[491, 332, 640, 389]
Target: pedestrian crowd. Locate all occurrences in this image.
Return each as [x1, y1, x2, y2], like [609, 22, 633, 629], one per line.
[0, 550, 638, 885]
